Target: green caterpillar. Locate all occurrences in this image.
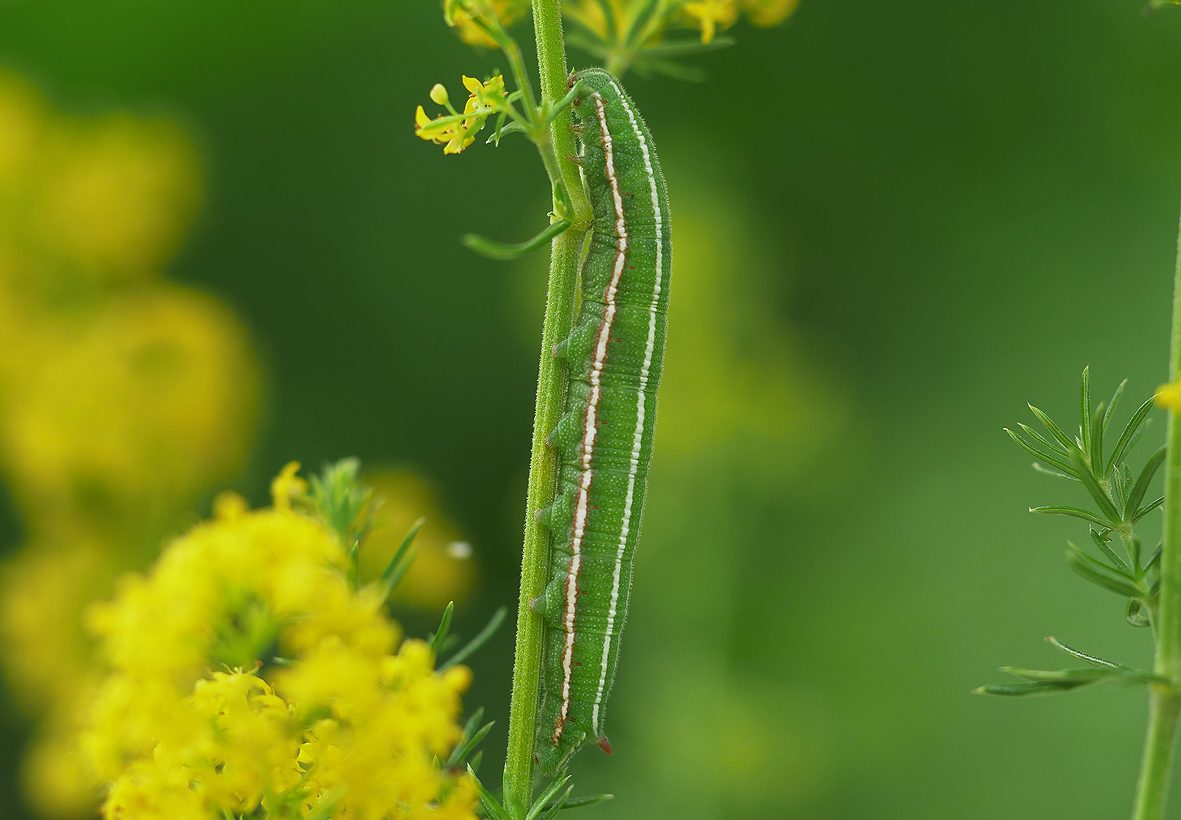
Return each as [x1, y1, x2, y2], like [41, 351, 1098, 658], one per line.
[534, 68, 672, 774]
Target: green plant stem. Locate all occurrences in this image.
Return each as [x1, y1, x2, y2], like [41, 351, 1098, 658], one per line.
[1135, 209, 1181, 819]
[502, 2, 591, 816]
[1135, 691, 1181, 820]
[533, 0, 593, 228]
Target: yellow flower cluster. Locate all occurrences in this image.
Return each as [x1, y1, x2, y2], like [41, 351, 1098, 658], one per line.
[0, 67, 262, 816]
[84, 465, 478, 819]
[415, 74, 508, 155]
[0, 67, 259, 530]
[445, 0, 530, 48]
[682, 0, 799, 43]
[564, 0, 799, 46]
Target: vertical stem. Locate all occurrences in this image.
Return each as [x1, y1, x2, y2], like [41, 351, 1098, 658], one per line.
[502, 2, 591, 816]
[533, 0, 593, 227]
[1135, 208, 1181, 819]
[1158, 209, 1181, 682]
[1135, 692, 1181, 820]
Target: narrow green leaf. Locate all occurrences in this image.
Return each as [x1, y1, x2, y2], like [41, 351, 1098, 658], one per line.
[973, 680, 1096, 696]
[1005, 428, 1074, 475]
[548, 793, 614, 811]
[1067, 542, 1136, 581]
[486, 120, 527, 145]
[1090, 402, 1105, 475]
[1125, 446, 1166, 520]
[1146, 544, 1163, 572]
[1079, 366, 1092, 454]
[1029, 505, 1111, 528]
[527, 774, 573, 820]
[463, 220, 572, 261]
[632, 57, 708, 83]
[623, 0, 662, 47]
[1045, 636, 1121, 669]
[470, 766, 508, 820]
[381, 517, 424, 584]
[539, 786, 575, 820]
[430, 601, 456, 655]
[598, 0, 619, 40]
[548, 83, 583, 123]
[1017, 423, 1071, 459]
[1027, 404, 1078, 453]
[1112, 462, 1132, 506]
[1088, 528, 1129, 572]
[1103, 379, 1127, 432]
[446, 707, 486, 767]
[634, 37, 736, 57]
[440, 606, 508, 671]
[1031, 462, 1080, 482]
[1106, 397, 1155, 476]
[1066, 547, 1143, 598]
[1133, 496, 1166, 523]
[446, 718, 494, 769]
[999, 666, 1113, 683]
[1069, 451, 1120, 524]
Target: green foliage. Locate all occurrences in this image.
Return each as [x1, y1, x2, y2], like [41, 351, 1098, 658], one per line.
[975, 637, 1166, 697]
[474, 766, 612, 820]
[1004, 369, 1162, 614]
[979, 369, 1165, 699]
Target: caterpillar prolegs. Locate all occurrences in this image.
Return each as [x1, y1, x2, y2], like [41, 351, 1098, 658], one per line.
[533, 68, 672, 774]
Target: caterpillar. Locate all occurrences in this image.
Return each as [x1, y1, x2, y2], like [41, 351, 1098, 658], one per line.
[534, 67, 672, 774]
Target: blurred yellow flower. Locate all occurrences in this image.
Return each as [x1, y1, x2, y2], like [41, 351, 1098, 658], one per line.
[683, 0, 739, 43]
[361, 469, 477, 611]
[1156, 380, 1181, 411]
[83, 465, 477, 819]
[0, 66, 272, 817]
[0, 284, 260, 527]
[741, 0, 799, 27]
[0, 69, 46, 189]
[272, 459, 309, 512]
[21, 691, 104, 818]
[445, 0, 529, 48]
[30, 113, 202, 282]
[0, 537, 111, 711]
[564, 0, 627, 39]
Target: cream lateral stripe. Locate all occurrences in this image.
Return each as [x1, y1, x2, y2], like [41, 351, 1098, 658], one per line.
[555, 91, 629, 744]
[590, 80, 664, 736]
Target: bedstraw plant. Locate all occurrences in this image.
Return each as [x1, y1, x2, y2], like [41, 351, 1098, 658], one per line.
[414, 1, 796, 816]
[976, 216, 1181, 819]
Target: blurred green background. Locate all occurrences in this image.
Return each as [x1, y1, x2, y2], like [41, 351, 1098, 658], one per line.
[2, 0, 1181, 817]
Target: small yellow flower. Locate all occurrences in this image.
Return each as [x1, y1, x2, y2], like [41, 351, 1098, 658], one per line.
[684, 0, 739, 44]
[271, 460, 308, 511]
[741, 0, 800, 27]
[445, 0, 529, 48]
[415, 105, 476, 155]
[415, 75, 508, 156]
[1156, 380, 1181, 411]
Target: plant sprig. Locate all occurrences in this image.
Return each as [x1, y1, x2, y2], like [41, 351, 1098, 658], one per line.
[1000, 369, 1165, 631]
